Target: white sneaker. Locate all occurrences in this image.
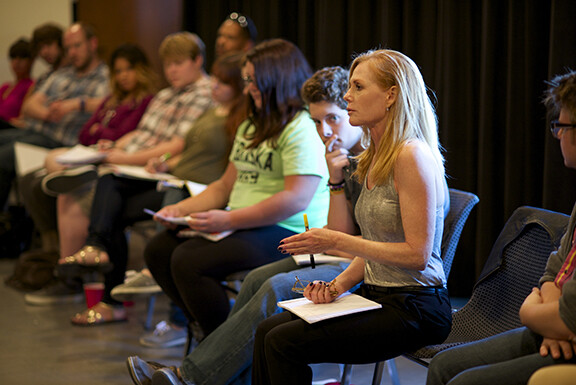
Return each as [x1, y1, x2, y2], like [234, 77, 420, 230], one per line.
[111, 270, 162, 302]
[140, 320, 187, 348]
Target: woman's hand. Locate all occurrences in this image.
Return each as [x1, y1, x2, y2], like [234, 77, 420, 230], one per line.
[278, 228, 339, 255]
[155, 204, 187, 229]
[304, 280, 339, 304]
[186, 210, 231, 233]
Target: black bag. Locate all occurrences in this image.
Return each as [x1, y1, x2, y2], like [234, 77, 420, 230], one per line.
[4, 249, 59, 292]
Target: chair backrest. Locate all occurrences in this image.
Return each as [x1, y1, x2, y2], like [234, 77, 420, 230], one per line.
[441, 189, 480, 277]
[414, 206, 569, 358]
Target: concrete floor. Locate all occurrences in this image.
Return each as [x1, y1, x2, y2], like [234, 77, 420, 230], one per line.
[0, 258, 429, 385]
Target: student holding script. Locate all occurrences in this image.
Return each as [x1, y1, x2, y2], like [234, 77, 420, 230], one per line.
[252, 49, 451, 385]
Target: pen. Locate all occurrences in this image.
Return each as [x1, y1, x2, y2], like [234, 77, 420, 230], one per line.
[303, 213, 315, 268]
[160, 152, 171, 163]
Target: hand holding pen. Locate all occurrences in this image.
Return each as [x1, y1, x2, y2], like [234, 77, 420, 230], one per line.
[278, 215, 340, 264]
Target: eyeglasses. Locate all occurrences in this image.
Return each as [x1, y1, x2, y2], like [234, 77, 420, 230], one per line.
[291, 276, 339, 297]
[550, 120, 576, 139]
[242, 74, 254, 86]
[228, 12, 248, 28]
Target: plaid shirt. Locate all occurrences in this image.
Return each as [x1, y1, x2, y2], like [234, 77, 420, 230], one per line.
[28, 63, 110, 146]
[123, 75, 213, 153]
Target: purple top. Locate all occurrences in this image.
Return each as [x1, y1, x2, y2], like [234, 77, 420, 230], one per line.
[77, 94, 154, 146]
[0, 78, 34, 121]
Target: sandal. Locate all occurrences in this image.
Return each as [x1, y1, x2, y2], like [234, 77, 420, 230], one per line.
[71, 302, 127, 326]
[57, 246, 113, 277]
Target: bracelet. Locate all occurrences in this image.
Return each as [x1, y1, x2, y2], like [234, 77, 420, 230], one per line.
[329, 188, 345, 196]
[328, 179, 345, 187]
[328, 278, 339, 297]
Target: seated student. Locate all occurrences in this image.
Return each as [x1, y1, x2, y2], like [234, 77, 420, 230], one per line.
[425, 70, 576, 385]
[140, 38, 329, 352]
[6, 43, 158, 295]
[0, 38, 35, 129]
[214, 12, 258, 58]
[33, 33, 217, 322]
[19, 43, 158, 254]
[127, 65, 363, 385]
[119, 11, 259, 349]
[250, 49, 450, 385]
[0, 22, 109, 213]
[31, 23, 66, 90]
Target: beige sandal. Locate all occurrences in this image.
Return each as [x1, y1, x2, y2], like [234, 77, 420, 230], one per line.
[71, 302, 127, 326]
[57, 246, 113, 277]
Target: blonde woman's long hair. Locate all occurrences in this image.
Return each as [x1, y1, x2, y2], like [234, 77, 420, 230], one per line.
[351, 49, 444, 185]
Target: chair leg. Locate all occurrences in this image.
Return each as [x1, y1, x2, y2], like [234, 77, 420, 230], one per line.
[386, 359, 400, 385]
[372, 361, 385, 385]
[340, 363, 352, 385]
[144, 294, 156, 330]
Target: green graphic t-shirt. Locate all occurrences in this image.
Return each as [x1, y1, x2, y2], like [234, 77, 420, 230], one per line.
[228, 110, 329, 233]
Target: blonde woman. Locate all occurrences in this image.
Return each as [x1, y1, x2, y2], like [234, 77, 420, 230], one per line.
[252, 49, 451, 385]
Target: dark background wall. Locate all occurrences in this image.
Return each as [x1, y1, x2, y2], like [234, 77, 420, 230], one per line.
[77, 0, 576, 297]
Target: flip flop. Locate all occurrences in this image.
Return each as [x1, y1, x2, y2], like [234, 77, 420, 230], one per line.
[71, 302, 127, 326]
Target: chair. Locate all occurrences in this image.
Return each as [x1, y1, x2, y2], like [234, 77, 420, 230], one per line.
[370, 206, 568, 385]
[340, 188, 480, 385]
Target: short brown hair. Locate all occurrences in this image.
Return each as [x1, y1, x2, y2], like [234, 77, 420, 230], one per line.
[544, 71, 576, 123]
[159, 32, 205, 62]
[31, 23, 63, 53]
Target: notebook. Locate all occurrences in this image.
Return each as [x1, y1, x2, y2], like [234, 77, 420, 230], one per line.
[278, 292, 382, 324]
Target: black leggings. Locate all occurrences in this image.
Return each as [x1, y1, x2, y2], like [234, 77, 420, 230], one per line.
[87, 174, 164, 305]
[144, 225, 295, 335]
[252, 285, 452, 385]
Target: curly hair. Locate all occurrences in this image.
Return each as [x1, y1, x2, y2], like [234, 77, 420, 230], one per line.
[300, 66, 349, 110]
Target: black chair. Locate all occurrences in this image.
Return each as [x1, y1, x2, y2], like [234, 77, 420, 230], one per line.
[369, 206, 568, 385]
[340, 188, 480, 385]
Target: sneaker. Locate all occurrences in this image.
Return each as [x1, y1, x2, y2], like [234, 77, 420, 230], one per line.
[111, 270, 162, 302]
[24, 279, 84, 305]
[140, 320, 187, 348]
[41, 164, 98, 196]
[126, 356, 173, 385]
[152, 367, 195, 385]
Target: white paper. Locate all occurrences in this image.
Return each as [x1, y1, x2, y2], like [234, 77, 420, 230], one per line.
[14, 142, 50, 176]
[143, 208, 191, 225]
[278, 292, 382, 324]
[292, 253, 351, 266]
[185, 181, 208, 196]
[110, 164, 174, 181]
[177, 229, 234, 242]
[55, 144, 107, 165]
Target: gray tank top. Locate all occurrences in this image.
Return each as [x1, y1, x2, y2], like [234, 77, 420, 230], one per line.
[354, 177, 446, 287]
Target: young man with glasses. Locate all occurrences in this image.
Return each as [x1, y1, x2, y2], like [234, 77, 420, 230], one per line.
[426, 70, 576, 385]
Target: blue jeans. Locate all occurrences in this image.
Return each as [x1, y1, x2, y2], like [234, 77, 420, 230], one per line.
[180, 257, 350, 385]
[426, 327, 576, 385]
